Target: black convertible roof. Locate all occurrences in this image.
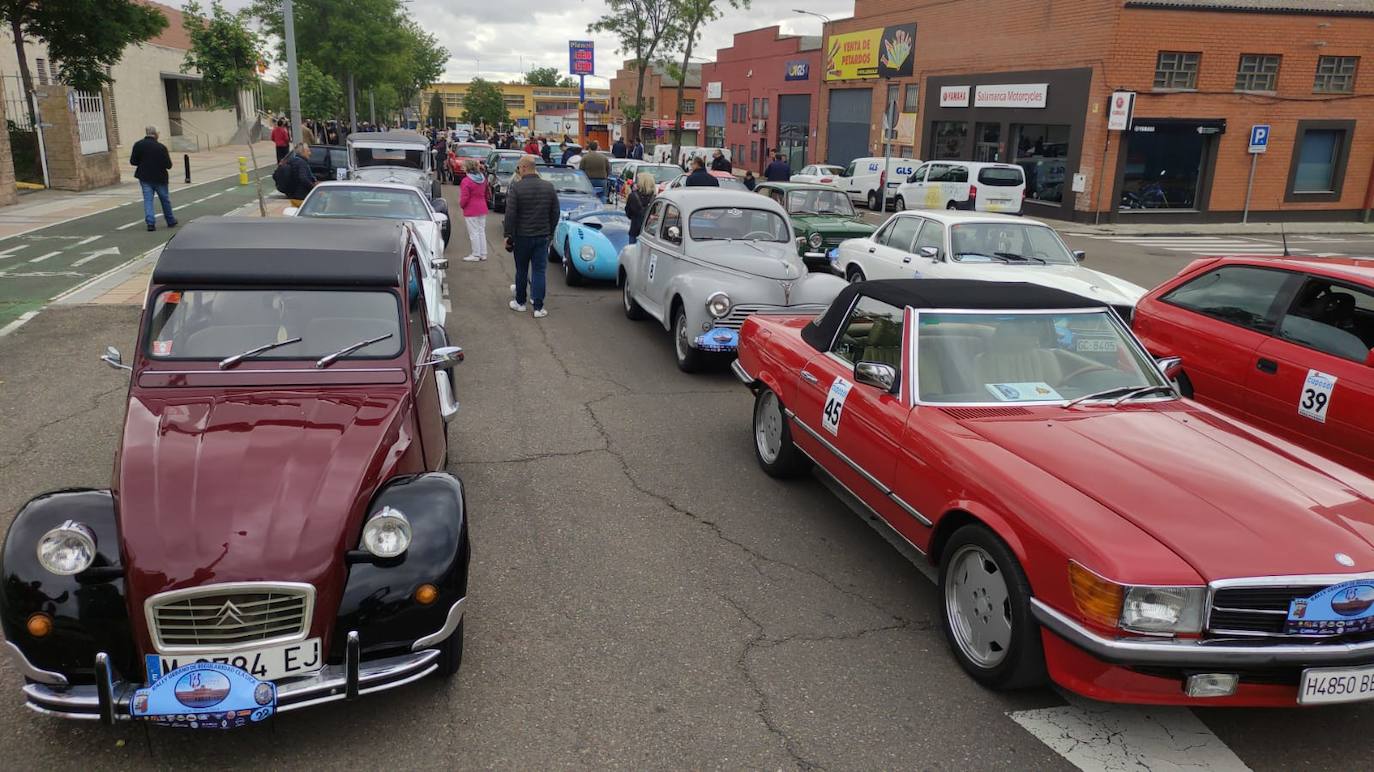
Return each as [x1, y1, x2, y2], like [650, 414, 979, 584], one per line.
[152, 218, 406, 287]
[802, 279, 1112, 351]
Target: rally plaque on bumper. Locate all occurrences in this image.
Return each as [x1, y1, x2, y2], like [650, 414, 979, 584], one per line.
[131, 662, 276, 729]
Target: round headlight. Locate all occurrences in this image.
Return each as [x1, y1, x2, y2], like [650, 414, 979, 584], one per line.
[808, 232, 824, 249]
[362, 506, 412, 558]
[579, 243, 596, 261]
[705, 291, 731, 319]
[36, 521, 96, 576]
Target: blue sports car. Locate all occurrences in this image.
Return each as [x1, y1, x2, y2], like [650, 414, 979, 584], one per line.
[536, 166, 601, 215]
[548, 208, 632, 286]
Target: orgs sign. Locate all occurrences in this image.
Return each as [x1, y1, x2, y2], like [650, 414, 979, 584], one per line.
[825, 24, 916, 80]
[569, 40, 594, 76]
[785, 61, 810, 81]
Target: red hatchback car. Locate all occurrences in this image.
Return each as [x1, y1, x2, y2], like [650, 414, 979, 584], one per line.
[1134, 256, 1374, 478]
[735, 279, 1374, 707]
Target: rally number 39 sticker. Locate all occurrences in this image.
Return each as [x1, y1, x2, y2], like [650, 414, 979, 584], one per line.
[1298, 369, 1337, 423]
[822, 377, 852, 436]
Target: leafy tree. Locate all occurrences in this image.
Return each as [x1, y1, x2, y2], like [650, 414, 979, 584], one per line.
[390, 20, 447, 117]
[261, 78, 287, 115]
[589, 0, 678, 143]
[0, 0, 167, 127]
[460, 78, 508, 129]
[181, 1, 263, 119]
[665, 0, 745, 160]
[428, 92, 445, 128]
[524, 66, 574, 88]
[297, 60, 342, 122]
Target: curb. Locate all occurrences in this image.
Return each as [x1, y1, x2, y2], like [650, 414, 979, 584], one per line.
[51, 245, 162, 306]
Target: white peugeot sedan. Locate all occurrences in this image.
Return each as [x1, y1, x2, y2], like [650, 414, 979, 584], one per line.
[789, 164, 844, 186]
[833, 210, 1146, 310]
[286, 181, 450, 328]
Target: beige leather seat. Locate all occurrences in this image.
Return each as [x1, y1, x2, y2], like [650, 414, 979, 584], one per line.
[859, 317, 904, 369]
[975, 335, 1063, 386]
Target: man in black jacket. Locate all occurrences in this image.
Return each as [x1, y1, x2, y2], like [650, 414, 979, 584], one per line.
[709, 149, 732, 173]
[611, 137, 627, 158]
[502, 156, 560, 317]
[284, 144, 316, 205]
[130, 126, 176, 231]
[684, 157, 719, 187]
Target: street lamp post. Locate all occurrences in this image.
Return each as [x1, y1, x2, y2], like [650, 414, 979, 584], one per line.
[792, 9, 832, 24]
[283, 0, 303, 144]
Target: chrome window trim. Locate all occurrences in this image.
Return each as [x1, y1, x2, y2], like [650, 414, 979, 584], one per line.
[793, 442, 931, 562]
[143, 581, 316, 654]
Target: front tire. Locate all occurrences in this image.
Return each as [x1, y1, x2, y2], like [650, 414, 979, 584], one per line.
[893, 195, 906, 211]
[939, 524, 1046, 690]
[622, 276, 647, 320]
[564, 241, 585, 287]
[752, 388, 808, 478]
[433, 620, 465, 677]
[846, 265, 867, 284]
[548, 240, 562, 263]
[672, 304, 705, 373]
[867, 191, 880, 211]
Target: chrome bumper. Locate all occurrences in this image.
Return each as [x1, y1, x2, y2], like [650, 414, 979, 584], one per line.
[730, 359, 755, 386]
[1033, 599, 1374, 668]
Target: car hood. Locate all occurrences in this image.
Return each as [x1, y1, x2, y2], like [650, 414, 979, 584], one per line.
[794, 215, 873, 234]
[116, 389, 412, 639]
[960, 406, 1374, 580]
[939, 262, 1146, 305]
[691, 241, 806, 280]
[558, 192, 600, 212]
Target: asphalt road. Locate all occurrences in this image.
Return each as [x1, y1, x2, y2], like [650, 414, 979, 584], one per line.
[2, 191, 1374, 769]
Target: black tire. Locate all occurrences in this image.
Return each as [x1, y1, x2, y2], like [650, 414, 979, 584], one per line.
[867, 191, 880, 211]
[752, 388, 809, 478]
[622, 275, 647, 320]
[430, 180, 442, 199]
[893, 195, 906, 212]
[548, 240, 561, 263]
[671, 303, 706, 373]
[433, 620, 464, 677]
[441, 223, 451, 246]
[846, 265, 866, 284]
[563, 240, 585, 286]
[938, 524, 1047, 691]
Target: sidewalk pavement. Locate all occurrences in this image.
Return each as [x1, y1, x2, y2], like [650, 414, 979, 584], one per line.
[1036, 215, 1374, 237]
[0, 140, 277, 241]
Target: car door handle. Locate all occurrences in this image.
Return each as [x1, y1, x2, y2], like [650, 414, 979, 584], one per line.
[800, 371, 819, 384]
[902, 255, 912, 263]
[1257, 358, 1278, 374]
[868, 247, 876, 253]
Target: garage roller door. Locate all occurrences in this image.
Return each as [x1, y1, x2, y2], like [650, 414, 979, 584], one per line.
[826, 88, 871, 166]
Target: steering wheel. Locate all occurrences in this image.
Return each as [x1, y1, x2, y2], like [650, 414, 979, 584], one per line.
[742, 230, 773, 240]
[1060, 363, 1115, 385]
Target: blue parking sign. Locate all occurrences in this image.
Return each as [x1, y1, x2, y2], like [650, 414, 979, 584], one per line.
[1248, 124, 1269, 154]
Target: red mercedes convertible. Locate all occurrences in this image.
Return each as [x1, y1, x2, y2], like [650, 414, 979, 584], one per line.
[734, 279, 1374, 707]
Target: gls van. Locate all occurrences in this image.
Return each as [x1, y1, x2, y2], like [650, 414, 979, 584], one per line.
[894, 160, 1026, 214]
[835, 156, 919, 210]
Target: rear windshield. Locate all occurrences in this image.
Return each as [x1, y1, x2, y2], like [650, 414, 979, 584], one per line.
[978, 167, 1025, 186]
[145, 289, 403, 362]
[353, 148, 425, 169]
[538, 168, 594, 194]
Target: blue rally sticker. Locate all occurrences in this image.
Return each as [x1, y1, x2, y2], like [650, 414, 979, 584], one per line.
[131, 661, 276, 729]
[1287, 580, 1374, 636]
[694, 327, 739, 352]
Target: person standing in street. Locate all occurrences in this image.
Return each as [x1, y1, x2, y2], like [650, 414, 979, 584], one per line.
[561, 142, 580, 166]
[284, 144, 316, 206]
[458, 159, 490, 262]
[742, 170, 758, 191]
[710, 149, 732, 173]
[579, 140, 610, 202]
[302, 120, 317, 145]
[503, 156, 559, 318]
[271, 118, 291, 162]
[612, 136, 627, 158]
[524, 135, 540, 156]
[625, 172, 656, 244]
[130, 126, 177, 232]
[763, 152, 792, 182]
[684, 157, 719, 187]
[629, 139, 644, 160]
[540, 138, 552, 163]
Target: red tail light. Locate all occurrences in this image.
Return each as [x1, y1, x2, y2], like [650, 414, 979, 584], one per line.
[820, 177, 832, 183]
[879, 171, 886, 188]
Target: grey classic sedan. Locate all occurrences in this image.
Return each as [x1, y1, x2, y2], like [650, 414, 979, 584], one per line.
[619, 189, 847, 372]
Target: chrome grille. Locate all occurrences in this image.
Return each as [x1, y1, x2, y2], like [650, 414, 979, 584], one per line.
[717, 303, 828, 330]
[146, 582, 314, 652]
[1209, 585, 1316, 636]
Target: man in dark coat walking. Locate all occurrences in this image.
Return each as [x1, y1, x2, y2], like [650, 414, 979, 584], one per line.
[611, 137, 627, 158]
[130, 126, 177, 231]
[683, 157, 719, 187]
[763, 152, 792, 182]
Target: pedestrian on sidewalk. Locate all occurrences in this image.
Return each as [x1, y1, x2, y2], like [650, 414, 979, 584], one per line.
[625, 172, 656, 244]
[710, 149, 732, 173]
[612, 136, 627, 158]
[503, 156, 560, 318]
[763, 152, 791, 182]
[284, 144, 316, 206]
[459, 159, 489, 262]
[130, 126, 177, 232]
[271, 118, 290, 162]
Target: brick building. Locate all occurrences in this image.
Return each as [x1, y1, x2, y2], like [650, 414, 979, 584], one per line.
[700, 27, 823, 173]
[817, 0, 1374, 222]
[608, 62, 703, 146]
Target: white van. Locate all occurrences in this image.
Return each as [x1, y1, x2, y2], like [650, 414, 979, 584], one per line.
[895, 161, 1026, 214]
[835, 156, 919, 210]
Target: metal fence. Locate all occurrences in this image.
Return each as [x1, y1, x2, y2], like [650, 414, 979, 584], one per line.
[74, 90, 108, 155]
[2, 74, 32, 130]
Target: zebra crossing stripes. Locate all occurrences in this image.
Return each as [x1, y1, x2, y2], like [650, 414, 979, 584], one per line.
[1065, 234, 1308, 256]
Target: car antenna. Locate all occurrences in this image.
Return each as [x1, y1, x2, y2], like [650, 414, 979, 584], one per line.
[1280, 222, 1290, 257]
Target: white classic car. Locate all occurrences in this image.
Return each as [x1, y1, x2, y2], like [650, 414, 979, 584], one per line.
[619, 189, 847, 372]
[833, 210, 1146, 312]
[347, 130, 450, 243]
[789, 164, 845, 186]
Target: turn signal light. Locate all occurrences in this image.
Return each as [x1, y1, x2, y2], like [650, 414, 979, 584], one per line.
[1068, 562, 1124, 629]
[26, 613, 53, 638]
[414, 584, 439, 605]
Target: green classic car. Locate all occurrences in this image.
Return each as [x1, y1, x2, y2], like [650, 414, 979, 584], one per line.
[755, 182, 876, 272]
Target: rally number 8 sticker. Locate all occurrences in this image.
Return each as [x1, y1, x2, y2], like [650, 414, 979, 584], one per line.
[1298, 369, 1336, 423]
[822, 377, 852, 436]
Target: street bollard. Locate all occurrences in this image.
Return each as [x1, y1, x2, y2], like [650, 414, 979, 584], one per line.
[183, 154, 191, 184]
[238, 156, 249, 185]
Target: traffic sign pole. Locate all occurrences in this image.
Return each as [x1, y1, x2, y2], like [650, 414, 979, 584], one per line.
[1243, 124, 1270, 224]
[1243, 153, 1258, 224]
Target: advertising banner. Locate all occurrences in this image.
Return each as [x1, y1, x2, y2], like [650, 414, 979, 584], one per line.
[785, 61, 810, 81]
[825, 24, 915, 81]
[973, 83, 1048, 109]
[939, 86, 970, 107]
[706, 81, 723, 99]
[569, 41, 595, 76]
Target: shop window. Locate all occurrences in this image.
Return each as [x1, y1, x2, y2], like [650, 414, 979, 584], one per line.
[903, 84, 919, 113]
[1286, 120, 1354, 202]
[1314, 56, 1358, 93]
[930, 121, 966, 160]
[648, 96, 655, 111]
[1235, 54, 1280, 92]
[974, 123, 1001, 163]
[1154, 51, 1200, 90]
[36, 59, 49, 86]
[1011, 124, 1069, 204]
[1120, 123, 1204, 210]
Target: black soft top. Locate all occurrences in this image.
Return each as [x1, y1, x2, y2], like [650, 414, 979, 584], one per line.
[152, 218, 405, 287]
[801, 279, 1110, 351]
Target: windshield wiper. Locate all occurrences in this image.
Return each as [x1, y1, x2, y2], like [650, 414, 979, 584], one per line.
[219, 337, 303, 369]
[1110, 385, 1177, 406]
[315, 333, 394, 369]
[955, 251, 1011, 263]
[1063, 385, 1146, 408]
[995, 251, 1047, 265]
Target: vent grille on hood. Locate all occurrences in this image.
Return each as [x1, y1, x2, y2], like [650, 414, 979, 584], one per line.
[940, 407, 1033, 420]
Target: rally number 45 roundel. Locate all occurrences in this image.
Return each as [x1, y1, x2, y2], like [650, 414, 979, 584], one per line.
[822, 376, 852, 435]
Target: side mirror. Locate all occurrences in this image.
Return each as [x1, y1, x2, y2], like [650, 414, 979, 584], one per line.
[431, 257, 450, 271]
[917, 246, 940, 260]
[423, 345, 465, 370]
[854, 361, 897, 392]
[1156, 355, 1183, 381]
[1072, 250, 1086, 262]
[282, 207, 299, 217]
[666, 225, 682, 242]
[433, 212, 449, 224]
[101, 346, 131, 372]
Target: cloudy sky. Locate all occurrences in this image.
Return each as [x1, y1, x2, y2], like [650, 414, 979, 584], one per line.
[176, 0, 854, 88]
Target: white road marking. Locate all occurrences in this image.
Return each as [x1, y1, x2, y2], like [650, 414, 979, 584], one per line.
[28, 250, 62, 263]
[1009, 694, 1250, 772]
[116, 220, 142, 230]
[72, 246, 122, 267]
[74, 235, 100, 247]
[0, 310, 41, 338]
[0, 244, 26, 258]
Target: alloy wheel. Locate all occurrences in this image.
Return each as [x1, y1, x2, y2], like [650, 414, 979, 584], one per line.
[754, 390, 783, 464]
[944, 544, 1013, 669]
